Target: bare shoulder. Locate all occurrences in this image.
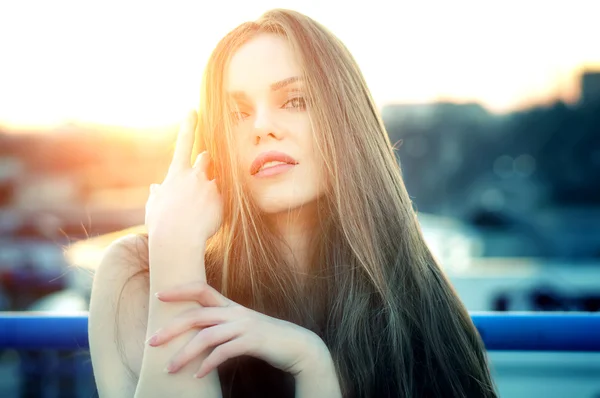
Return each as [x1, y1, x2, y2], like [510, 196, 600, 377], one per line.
[89, 233, 150, 397]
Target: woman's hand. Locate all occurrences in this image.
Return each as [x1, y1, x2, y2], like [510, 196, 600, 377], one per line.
[146, 281, 333, 380]
[145, 110, 223, 252]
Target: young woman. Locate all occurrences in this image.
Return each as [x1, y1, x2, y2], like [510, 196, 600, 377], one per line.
[88, 8, 498, 398]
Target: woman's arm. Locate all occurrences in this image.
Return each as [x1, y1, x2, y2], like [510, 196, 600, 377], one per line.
[133, 237, 222, 398]
[133, 109, 223, 397]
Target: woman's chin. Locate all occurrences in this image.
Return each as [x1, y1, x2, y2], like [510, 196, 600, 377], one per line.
[256, 202, 300, 215]
[255, 197, 320, 217]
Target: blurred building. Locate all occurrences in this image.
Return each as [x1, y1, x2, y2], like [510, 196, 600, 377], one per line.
[580, 70, 600, 105]
[13, 174, 79, 211]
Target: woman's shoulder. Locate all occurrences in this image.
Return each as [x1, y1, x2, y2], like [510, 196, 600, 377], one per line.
[90, 232, 150, 328]
[88, 233, 150, 392]
[90, 233, 150, 302]
[101, 233, 149, 271]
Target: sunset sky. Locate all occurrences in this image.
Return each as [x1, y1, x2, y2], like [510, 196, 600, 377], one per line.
[1, 0, 599, 131]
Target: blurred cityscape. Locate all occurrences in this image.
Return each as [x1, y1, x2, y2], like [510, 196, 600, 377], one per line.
[0, 69, 599, 397]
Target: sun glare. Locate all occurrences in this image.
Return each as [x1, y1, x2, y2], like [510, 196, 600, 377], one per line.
[0, 1, 599, 133]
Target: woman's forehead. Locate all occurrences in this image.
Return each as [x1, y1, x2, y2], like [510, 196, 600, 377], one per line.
[225, 33, 303, 95]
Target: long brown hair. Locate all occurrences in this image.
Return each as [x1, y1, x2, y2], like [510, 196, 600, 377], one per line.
[113, 8, 497, 398]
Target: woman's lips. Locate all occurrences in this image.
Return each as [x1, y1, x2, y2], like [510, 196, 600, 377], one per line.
[253, 163, 296, 178]
[250, 150, 298, 176]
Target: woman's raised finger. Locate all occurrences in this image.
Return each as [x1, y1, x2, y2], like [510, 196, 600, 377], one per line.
[192, 151, 211, 179]
[168, 110, 198, 174]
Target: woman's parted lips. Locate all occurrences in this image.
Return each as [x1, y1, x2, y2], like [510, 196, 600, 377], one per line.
[250, 150, 298, 175]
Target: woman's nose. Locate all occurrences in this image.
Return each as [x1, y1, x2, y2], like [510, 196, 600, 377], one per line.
[253, 108, 280, 143]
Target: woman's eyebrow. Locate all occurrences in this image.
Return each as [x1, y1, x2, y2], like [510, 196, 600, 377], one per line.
[227, 76, 304, 99]
[270, 76, 303, 91]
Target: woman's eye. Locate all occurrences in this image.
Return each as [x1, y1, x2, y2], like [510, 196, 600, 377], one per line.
[232, 111, 250, 121]
[282, 96, 307, 111]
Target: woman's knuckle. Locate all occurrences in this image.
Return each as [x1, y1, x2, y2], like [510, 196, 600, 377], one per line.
[194, 281, 210, 295]
[231, 305, 247, 318]
[241, 316, 257, 329]
[199, 326, 215, 341]
[191, 317, 203, 329]
[214, 344, 230, 358]
[247, 334, 262, 351]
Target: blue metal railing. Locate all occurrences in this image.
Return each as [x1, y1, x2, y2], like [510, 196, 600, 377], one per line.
[0, 312, 599, 351]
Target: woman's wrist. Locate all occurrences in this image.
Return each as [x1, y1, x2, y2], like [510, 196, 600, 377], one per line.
[148, 228, 208, 253]
[294, 344, 342, 398]
[147, 235, 208, 288]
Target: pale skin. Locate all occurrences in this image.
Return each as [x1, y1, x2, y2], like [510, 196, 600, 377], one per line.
[88, 33, 342, 397]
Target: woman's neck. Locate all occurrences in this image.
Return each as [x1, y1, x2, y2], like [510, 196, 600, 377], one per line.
[264, 202, 319, 272]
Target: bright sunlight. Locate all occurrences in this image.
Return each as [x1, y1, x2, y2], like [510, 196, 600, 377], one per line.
[1, 0, 599, 133]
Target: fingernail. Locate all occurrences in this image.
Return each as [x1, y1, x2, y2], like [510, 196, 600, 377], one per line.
[154, 292, 162, 299]
[145, 334, 158, 346]
[166, 363, 177, 373]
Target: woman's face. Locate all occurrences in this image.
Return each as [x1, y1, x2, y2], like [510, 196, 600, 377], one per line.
[225, 33, 326, 214]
